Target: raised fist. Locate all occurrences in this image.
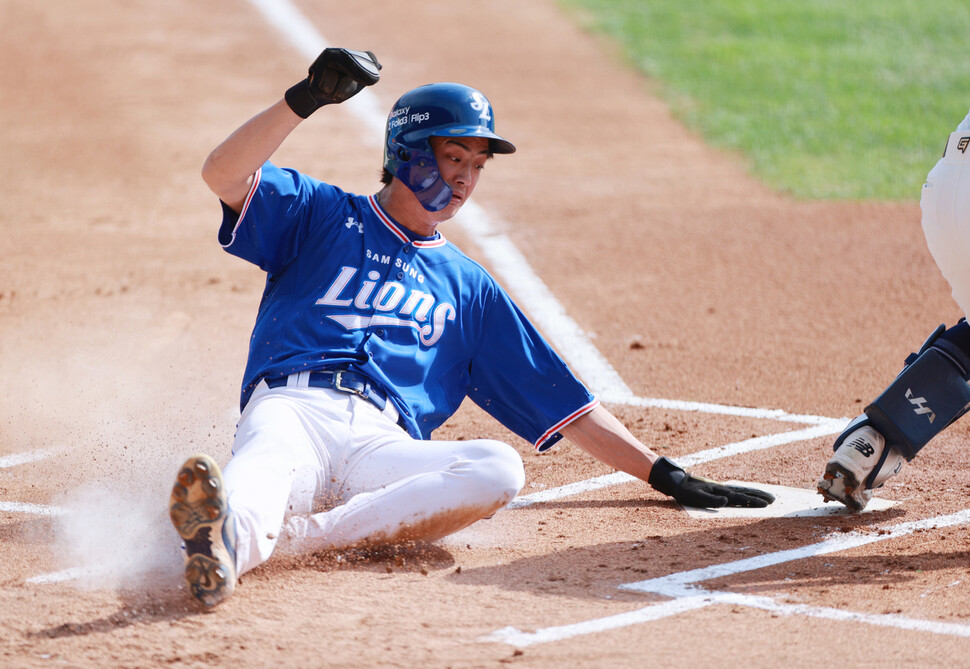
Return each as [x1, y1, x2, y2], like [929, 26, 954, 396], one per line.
[285, 48, 382, 118]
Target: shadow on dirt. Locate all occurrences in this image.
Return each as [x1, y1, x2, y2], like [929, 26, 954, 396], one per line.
[26, 587, 197, 640]
[22, 540, 459, 640]
[444, 501, 970, 600]
[0, 516, 55, 547]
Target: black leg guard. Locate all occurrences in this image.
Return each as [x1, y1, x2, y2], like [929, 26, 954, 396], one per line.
[864, 321, 970, 460]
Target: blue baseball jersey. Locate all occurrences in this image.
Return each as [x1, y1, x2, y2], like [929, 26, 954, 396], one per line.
[218, 162, 597, 450]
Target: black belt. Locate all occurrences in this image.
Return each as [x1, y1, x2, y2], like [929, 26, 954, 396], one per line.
[265, 369, 390, 412]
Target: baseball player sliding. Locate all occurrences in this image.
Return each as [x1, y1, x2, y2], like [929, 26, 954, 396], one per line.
[169, 48, 775, 607]
[819, 107, 970, 511]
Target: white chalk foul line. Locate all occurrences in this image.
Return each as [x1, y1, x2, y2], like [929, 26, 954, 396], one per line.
[246, 0, 324, 62]
[453, 202, 635, 399]
[484, 509, 970, 646]
[25, 567, 87, 585]
[486, 588, 970, 648]
[717, 591, 970, 639]
[0, 446, 62, 469]
[0, 501, 66, 517]
[486, 595, 714, 647]
[0, 448, 67, 517]
[619, 395, 841, 425]
[677, 420, 845, 467]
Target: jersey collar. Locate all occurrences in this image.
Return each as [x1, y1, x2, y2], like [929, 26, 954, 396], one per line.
[367, 195, 447, 248]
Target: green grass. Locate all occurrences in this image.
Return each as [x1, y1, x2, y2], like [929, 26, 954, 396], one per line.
[557, 0, 970, 200]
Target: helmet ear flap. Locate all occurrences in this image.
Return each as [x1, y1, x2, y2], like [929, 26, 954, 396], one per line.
[388, 141, 453, 212]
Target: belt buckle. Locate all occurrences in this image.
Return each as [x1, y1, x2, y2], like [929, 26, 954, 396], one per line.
[333, 370, 365, 398]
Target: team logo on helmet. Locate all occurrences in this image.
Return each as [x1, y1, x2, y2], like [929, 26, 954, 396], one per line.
[469, 92, 492, 123]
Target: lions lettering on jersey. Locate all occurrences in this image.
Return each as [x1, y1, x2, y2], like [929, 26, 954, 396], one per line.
[315, 265, 455, 346]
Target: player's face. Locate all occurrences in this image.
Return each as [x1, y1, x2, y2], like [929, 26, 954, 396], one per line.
[430, 136, 490, 214]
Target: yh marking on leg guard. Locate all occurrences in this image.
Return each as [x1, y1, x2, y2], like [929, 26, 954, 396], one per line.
[905, 388, 936, 423]
[866, 323, 970, 460]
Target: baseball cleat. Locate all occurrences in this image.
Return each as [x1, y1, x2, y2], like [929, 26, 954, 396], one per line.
[817, 426, 903, 512]
[169, 454, 238, 607]
[817, 460, 872, 511]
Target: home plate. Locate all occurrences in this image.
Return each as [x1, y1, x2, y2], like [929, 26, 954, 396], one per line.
[682, 482, 898, 519]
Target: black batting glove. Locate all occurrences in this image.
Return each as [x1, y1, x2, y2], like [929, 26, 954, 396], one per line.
[285, 48, 382, 118]
[648, 457, 775, 508]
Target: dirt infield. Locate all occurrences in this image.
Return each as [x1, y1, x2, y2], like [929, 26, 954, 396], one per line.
[3, 0, 970, 667]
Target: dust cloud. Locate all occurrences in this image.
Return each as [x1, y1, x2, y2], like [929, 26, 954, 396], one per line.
[18, 363, 237, 593]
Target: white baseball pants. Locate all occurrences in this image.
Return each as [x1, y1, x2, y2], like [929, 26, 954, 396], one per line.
[222, 380, 526, 576]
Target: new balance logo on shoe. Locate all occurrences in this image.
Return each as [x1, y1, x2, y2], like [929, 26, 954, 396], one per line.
[847, 436, 875, 458]
[905, 388, 936, 423]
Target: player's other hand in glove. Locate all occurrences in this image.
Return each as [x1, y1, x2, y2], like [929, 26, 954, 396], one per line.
[817, 419, 905, 511]
[648, 457, 775, 508]
[286, 48, 382, 118]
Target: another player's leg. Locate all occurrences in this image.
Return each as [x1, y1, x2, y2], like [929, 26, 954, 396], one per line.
[819, 321, 970, 510]
[823, 123, 970, 511]
[169, 454, 238, 607]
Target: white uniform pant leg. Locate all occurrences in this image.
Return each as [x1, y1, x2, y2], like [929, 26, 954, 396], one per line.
[920, 134, 970, 318]
[279, 427, 525, 554]
[223, 385, 338, 576]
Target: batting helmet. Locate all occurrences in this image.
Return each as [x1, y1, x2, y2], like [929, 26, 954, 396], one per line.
[384, 82, 516, 212]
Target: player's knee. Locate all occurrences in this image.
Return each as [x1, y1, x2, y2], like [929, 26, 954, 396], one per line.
[465, 439, 525, 500]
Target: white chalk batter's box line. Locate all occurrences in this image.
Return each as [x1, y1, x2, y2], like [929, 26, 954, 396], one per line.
[0, 446, 69, 517]
[484, 508, 970, 647]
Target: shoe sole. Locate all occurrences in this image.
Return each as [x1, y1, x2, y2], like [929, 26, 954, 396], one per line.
[169, 454, 237, 607]
[817, 462, 866, 511]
